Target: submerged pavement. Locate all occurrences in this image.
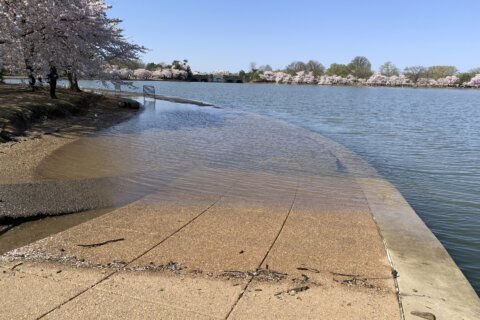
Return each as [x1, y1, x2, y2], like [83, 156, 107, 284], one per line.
[1, 100, 478, 319]
[0, 169, 400, 319]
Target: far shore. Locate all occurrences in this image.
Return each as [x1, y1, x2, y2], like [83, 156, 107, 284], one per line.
[4, 76, 480, 90]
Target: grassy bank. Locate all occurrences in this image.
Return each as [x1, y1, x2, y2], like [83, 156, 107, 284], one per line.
[0, 84, 139, 142]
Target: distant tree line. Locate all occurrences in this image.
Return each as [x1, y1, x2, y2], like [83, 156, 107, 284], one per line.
[5, 53, 479, 88]
[104, 59, 193, 81]
[245, 56, 480, 87]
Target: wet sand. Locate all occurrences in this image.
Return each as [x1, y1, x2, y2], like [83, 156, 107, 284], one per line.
[0, 86, 140, 245]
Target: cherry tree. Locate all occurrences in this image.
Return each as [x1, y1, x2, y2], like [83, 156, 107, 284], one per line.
[436, 76, 459, 87]
[172, 69, 188, 80]
[160, 69, 173, 79]
[133, 68, 152, 80]
[0, 0, 145, 90]
[303, 72, 316, 84]
[259, 71, 276, 82]
[151, 70, 163, 79]
[416, 78, 438, 87]
[279, 73, 292, 84]
[291, 71, 305, 84]
[387, 75, 411, 86]
[367, 73, 388, 86]
[466, 74, 480, 87]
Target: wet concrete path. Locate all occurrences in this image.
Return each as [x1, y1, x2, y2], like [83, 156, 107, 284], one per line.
[1, 99, 476, 319]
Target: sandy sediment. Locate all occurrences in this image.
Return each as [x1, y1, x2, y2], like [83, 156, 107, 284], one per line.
[0, 84, 140, 238]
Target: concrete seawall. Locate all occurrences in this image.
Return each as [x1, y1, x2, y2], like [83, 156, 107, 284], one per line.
[359, 178, 479, 319]
[307, 131, 480, 319]
[308, 132, 480, 319]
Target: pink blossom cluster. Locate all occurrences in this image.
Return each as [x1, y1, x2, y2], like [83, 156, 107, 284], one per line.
[259, 71, 319, 84]
[366, 73, 411, 86]
[436, 76, 460, 86]
[466, 74, 480, 87]
[132, 68, 188, 80]
[386, 75, 411, 86]
[317, 75, 363, 85]
[133, 68, 152, 80]
[275, 72, 292, 84]
[415, 77, 460, 87]
[366, 73, 388, 85]
[0, 0, 144, 81]
[103, 65, 132, 79]
[259, 71, 292, 83]
[105, 66, 189, 80]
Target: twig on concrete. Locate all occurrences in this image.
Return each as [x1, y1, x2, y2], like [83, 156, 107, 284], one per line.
[297, 266, 320, 273]
[77, 238, 125, 248]
[11, 262, 23, 270]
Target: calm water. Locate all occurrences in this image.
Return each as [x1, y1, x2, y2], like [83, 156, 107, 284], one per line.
[7, 79, 480, 293]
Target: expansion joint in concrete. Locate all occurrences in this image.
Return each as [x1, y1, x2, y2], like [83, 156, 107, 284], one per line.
[224, 186, 299, 320]
[35, 190, 229, 319]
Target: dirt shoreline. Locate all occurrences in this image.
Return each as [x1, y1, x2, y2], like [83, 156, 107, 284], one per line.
[0, 84, 140, 184]
[0, 84, 141, 236]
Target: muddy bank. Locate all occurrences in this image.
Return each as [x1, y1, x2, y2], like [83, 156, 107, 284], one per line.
[0, 84, 140, 142]
[0, 84, 141, 226]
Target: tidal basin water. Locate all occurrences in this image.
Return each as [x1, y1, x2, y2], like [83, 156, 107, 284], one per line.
[6, 79, 480, 293]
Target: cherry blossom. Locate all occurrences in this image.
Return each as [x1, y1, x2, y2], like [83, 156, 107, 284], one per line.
[466, 74, 480, 87]
[436, 76, 459, 87]
[133, 69, 152, 80]
[367, 73, 388, 85]
[0, 0, 145, 88]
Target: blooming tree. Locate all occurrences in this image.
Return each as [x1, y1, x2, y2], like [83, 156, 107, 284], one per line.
[0, 0, 145, 90]
[160, 69, 173, 79]
[416, 78, 438, 87]
[275, 72, 291, 84]
[172, 69, 188, 80]
[367, 73, 388, 85]
[466, 74, 480, 87]
[133, 68, 152, 80]
[436, 76, 459, 87]
[387, 75, 411, 86]
[259, 71, 276, 82]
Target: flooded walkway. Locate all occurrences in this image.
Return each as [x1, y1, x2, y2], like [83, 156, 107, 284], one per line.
[0, 100, 477, 319]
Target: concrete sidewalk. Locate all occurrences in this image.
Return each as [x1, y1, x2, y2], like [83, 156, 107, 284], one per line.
[0, 170, 400, 319]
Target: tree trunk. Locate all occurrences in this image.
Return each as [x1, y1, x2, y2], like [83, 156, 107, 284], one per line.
[73, 73, 81, 92]
[67, 72, 81, 92]
[67, 71, 74, 89]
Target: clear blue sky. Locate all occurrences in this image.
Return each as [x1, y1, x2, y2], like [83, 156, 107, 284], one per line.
[108, 0, 479, 73]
